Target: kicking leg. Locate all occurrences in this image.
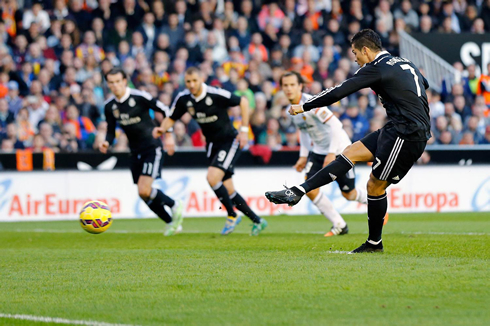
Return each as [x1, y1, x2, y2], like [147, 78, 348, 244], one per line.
[266, 141, 374, 206]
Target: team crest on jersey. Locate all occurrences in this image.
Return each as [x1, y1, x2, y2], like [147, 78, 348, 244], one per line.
[112, 104, 120, 118]
[129, 97, 136, 107]
[188, 107, 195, 115]
[320, 110, 328, 120]
[186, 101, 193, 107]
[205, 96, 213, 106]
[302, 116, 306, 121]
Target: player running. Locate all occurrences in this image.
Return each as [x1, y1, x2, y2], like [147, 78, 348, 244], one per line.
[100, 68, 184, 236]
[281, 71, 368, 237]
[266, 29, 430, 253]
[153, 67, 267, 236]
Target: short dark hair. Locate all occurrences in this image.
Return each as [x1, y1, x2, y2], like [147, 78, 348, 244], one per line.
[185, 66, 201, 76]
[279, 71, 304, 87]
[351, 29, 382, 52]
[104, 67, 127, 81]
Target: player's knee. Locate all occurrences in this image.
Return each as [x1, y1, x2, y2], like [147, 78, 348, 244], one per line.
[206, 173, 219, 187]
[138, 188, 151, 201]
[366, 178, 386, 196]
[341, 190, 356, 200]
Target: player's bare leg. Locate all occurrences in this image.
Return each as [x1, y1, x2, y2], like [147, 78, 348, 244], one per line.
[223, 178, 267, 235]
[305, 188, 348, 237]
[207, 167, 241, 234]
[266, 141, 374, 206]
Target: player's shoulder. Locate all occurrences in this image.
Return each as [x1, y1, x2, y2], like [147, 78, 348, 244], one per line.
[301, 93, 313, 103]
[171, 89, 191, 108]
[207, 85, 233, 99]
[103, 96, 116, 108]
[129, 88, 152, 101]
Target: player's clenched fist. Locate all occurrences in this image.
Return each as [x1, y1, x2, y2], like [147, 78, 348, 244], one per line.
[289, 104, 304, 115]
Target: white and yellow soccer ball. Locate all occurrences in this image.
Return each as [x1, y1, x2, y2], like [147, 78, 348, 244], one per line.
[79, 200, 112, 234]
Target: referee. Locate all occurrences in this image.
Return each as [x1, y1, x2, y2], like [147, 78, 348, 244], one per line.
[154, 67, 267, 236]
[100, 68, 184, 236]
[266, 29, 431, 253]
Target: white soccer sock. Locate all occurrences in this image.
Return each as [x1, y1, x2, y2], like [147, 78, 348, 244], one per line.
[313, 192, 346, 228]
[355, 187, 367, 204]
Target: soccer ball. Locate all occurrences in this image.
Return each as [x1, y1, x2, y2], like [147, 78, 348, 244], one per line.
[79, 200, 112, 234]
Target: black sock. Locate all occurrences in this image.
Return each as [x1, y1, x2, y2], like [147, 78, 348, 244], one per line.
[367, 193, 388, 243]
[145, 189, 172, 223]
[161, 192, 175, 208]
[212, 182, 237, 217]
[230, 192, 261, 223]
[300, 154, 354, 193]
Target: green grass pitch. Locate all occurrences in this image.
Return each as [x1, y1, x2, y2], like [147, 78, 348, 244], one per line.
[0, 213, 489, 325]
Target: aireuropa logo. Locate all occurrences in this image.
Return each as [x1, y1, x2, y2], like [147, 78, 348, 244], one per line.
[472, 176, 490, 211]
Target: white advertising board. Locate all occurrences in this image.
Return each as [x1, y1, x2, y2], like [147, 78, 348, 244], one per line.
[0, 165, 489, 221]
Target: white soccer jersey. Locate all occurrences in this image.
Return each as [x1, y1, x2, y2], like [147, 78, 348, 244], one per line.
[289, 93, 352, 156]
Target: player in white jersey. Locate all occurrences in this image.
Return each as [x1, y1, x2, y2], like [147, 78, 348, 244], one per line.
[281, 72, 368, 236]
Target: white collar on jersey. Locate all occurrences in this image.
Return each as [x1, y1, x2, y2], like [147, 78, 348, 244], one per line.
[116, 87, 131, 103]
[375, 50, 390, 60]
[192, 83, 208, 102]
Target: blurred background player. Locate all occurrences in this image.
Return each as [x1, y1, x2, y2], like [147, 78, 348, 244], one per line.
[100, 68, 184, 236]
[154, 67, 267, 235]
[267, 30, 430, 253]
[281, 71, 368, 237]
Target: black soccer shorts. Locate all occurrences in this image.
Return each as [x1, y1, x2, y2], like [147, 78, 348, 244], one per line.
[129, 146, 165, 184]
[360, 123, 426, 184]
[305, 152, 356, 192]
[206, 138, 242, 181]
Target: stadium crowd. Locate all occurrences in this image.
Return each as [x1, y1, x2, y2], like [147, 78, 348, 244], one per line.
[0, 0, 490, 155]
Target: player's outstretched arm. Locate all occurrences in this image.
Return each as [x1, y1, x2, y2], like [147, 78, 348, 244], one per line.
[238, 96, 250, 149]
[303, 66, 380, 112]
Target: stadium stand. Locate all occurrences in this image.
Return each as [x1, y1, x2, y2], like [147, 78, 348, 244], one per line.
[0, 0, 489, 157]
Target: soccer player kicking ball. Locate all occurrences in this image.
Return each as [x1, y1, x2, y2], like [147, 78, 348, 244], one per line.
[266, 29, 430, 253]
[100, 68, 184, 236]
[281, 71, 368, 237]
[153, 67, 267, 236]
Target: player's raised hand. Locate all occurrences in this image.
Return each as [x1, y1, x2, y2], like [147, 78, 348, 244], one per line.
[99, 141, 109, 154]
[164, 133, 175, 156]
[293, 156, 307, 172]
[289, 104, 304, 116]
[152, 127, 164, 139]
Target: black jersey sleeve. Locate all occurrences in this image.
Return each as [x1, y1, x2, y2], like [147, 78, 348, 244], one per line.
[303, 64, 381, 111]
[137, 90, 170, 116]
[224, 93, 242, 107]
[169, 94, 188, 121]
[212, 88, 241, 107]
[104, 103, 116, 145]
[422, 75, 429, 90]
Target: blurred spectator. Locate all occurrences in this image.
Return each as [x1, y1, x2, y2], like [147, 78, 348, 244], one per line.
[22, 1, 50, 34]
[340, 104, 369, 141]
[63, 104, 95, 148]
[173, 120, 192, 148]
[3, 123, 25, 149]
[0, 98, 14, 132]
[394, 0, 419, 30]
[38, 122, 59, 149]
[59, 123, 79, 153]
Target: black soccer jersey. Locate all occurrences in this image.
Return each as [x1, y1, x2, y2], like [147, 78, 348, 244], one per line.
[303, 51, 431, 141]
[104, 88, 170, 153]
[170, 83, 242, 143]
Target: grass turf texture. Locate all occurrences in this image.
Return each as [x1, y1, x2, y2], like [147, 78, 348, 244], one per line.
[0, 213, 489, 326]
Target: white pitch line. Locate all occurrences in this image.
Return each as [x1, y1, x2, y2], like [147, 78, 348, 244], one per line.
[0, 313, 138, 326]
[325, 250, 351, 254]
[2, 229, 489, 236]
